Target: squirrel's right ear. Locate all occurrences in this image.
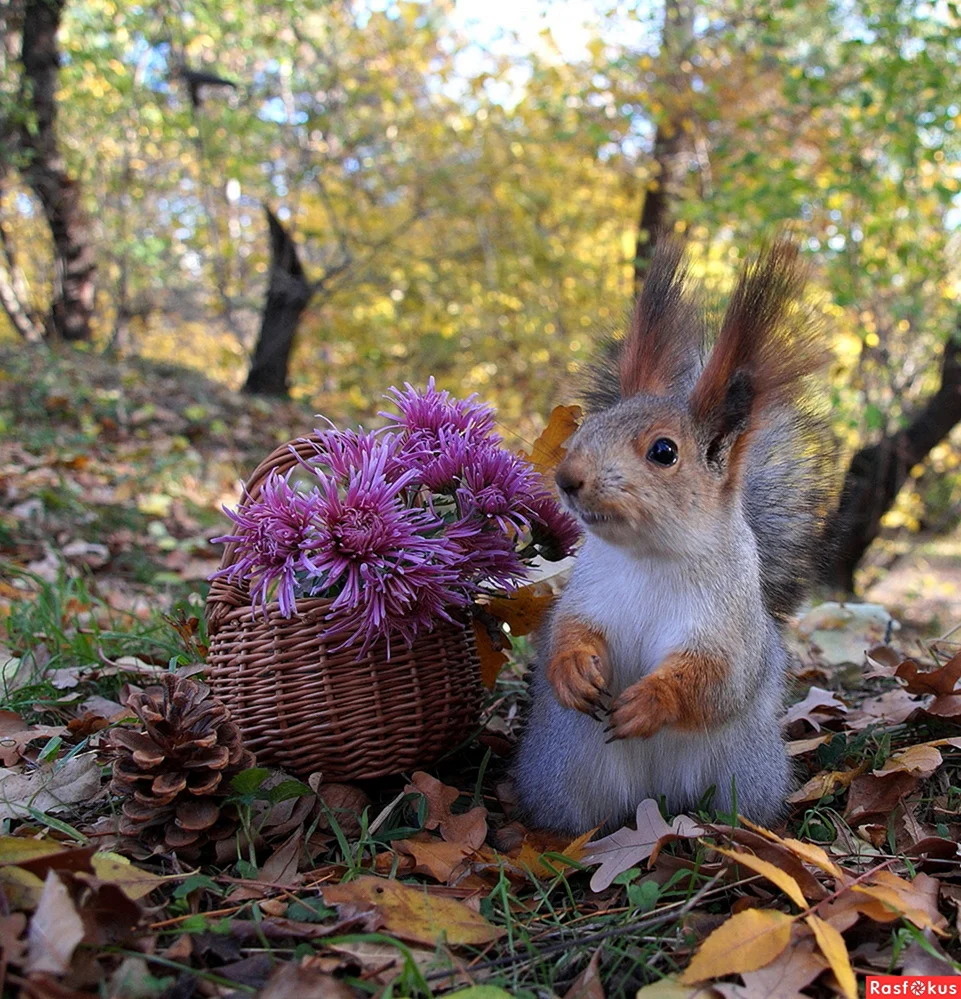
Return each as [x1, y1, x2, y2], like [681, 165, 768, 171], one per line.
[618, 239, 704, 398]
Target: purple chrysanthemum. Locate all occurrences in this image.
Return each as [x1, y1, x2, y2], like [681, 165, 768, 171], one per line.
[210, 471, 322, 617]
[527, 489, 582, 561]
[302, 446, 467, 652]
[397, 426, 476, 492]
[444, 517, 528, 592]
[381, 377, 498, 438]
[298, 426, 410, 483]
[455, 445, 541, 534]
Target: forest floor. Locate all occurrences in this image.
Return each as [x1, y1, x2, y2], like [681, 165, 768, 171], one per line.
[1, 343, 960, 999]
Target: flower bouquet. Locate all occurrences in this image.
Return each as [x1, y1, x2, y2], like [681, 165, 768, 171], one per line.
[203, 381, 579, 779]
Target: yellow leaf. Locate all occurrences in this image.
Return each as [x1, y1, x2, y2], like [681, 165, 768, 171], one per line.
[0, 864, 45, 909]
[678, 909, 795, 984]
[322, 876, 503, 947]
[515, 828, 596, 879]
[472, 620, 509, 690]
[805, 915, 856, 999]
[635, 978, 701, 997]
[737, 819, 845, 880]
[519, 405, 582, 475]
[89, 852, 164, 900]
[715, 846, 808, 909]
[0, 837, 67, 866]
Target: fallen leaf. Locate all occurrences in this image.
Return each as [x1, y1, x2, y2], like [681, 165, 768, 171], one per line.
[847, 688, 922, 730]
[583, 800, 703, 893]
[785, 734, 832, 757]
[404, 772, 488, 849]
[895, 651, 961, 696]
[785, 766, 867, 805]
[805, 915, 856, 999]
[874, 744, 943, 778]
[563, 948, 605, 999]
[258, 961, 359, 999]
[634, 980, 704, 998]
[26, 871, 85, 975]
[518, 404, 582, 474]
[394, 838, 474, 883]
[714, 846, 808, 909]
[87, 852, 164, 900]
[851, 871, 947, 934]
[679, 909, 796, 984]
[0, 712, 67, 767]
[737, 933, 827, 999]
[844, 771, 919, 825]
[484, 583, 555, 637]
[780, 688, 847, 731]
[322, 876, 502, 947]
[514, 827, 597, 879]
[0, 912, 27, 975]
[0, 753, 102, 821]
[472, 620, 509, 690]
[737, 823, 845, 880]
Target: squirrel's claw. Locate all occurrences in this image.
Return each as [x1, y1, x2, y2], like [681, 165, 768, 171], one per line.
[606, 677, 678, 741]
[546, 648, 610, 716]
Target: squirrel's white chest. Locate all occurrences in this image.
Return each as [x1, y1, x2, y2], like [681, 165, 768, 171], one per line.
[561, 538, 707, 685]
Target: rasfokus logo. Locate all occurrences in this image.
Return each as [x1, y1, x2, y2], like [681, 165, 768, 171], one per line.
[866, 978, 961, 996]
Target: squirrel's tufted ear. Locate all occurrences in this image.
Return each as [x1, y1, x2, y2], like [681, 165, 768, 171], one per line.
[618, 239, 705, 398]
[689, 240, 824, 475]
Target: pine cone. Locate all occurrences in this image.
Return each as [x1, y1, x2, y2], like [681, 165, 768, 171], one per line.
[109, 674, 255, 856]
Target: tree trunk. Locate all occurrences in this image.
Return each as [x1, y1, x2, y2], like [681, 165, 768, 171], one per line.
[20, 0, 96, 341]
[821, 330, 961, 593]
[633, 0, 694, 294]
[634, 122, 687, 293]
[244, 207, 314, 396]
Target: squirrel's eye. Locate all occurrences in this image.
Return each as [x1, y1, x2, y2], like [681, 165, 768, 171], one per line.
[646, 438, 678, 467]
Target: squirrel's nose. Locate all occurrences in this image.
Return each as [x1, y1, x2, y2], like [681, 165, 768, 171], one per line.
[555, 463, 584, 498]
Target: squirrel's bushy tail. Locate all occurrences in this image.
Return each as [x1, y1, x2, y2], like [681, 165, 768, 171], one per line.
[585, 239, 837, 618]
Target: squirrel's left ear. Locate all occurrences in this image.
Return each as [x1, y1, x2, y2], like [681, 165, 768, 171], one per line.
[689, 240, 822, 476]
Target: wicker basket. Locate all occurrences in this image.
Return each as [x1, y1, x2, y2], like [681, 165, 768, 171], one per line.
[204, 434, 485, 780]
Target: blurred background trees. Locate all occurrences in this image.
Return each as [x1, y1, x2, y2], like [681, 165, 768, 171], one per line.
[1, 0, 960, 591]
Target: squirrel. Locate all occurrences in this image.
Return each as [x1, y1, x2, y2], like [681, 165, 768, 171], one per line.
[513, 239, 837, 833]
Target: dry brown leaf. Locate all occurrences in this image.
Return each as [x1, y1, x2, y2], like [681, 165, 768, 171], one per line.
[874, 744, 943, 778]
[785, 765, 867, 805]
[846, 688, 922, 730]
[785, 734, 832, 757]
[678, 909, 796, 984]
[804, 915, 856, 999]
[518, 404, 582, 474]
[895, 651, 961, 695]
[726, 829, 829, 902]
[404, 772, 489, 849]
[26, 871, 85, 975]
[472, 620, 509, 690]
[322, 876, 502, 947]
[738, 822, 845, 880]
[851, 870, 948, 934]
[394, 838, 474, 883]
[780, 688, 847, 731]
[736, 933, 827, 999]
[844, 771, 919, 825]
[484, 583, 554, 637]
[563, 948, 605, 999]
[0, 712, 67, 767]
[258, 960, 360, 999]
[583, 800, 703, 892]
[0, 754, 102, 822]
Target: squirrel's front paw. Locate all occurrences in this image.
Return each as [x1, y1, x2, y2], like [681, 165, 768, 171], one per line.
[547, 646, 610, 718]
[607, 676, 679, 741]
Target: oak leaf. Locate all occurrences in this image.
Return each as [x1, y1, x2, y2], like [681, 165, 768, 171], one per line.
[780, 688, 847, 731]
[582, 800, 703, 892]
[26, 871, 85, 975]
[484, 582, 554, 637]
[472, 619, 509, 690]
[404, 772, 488, 849]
